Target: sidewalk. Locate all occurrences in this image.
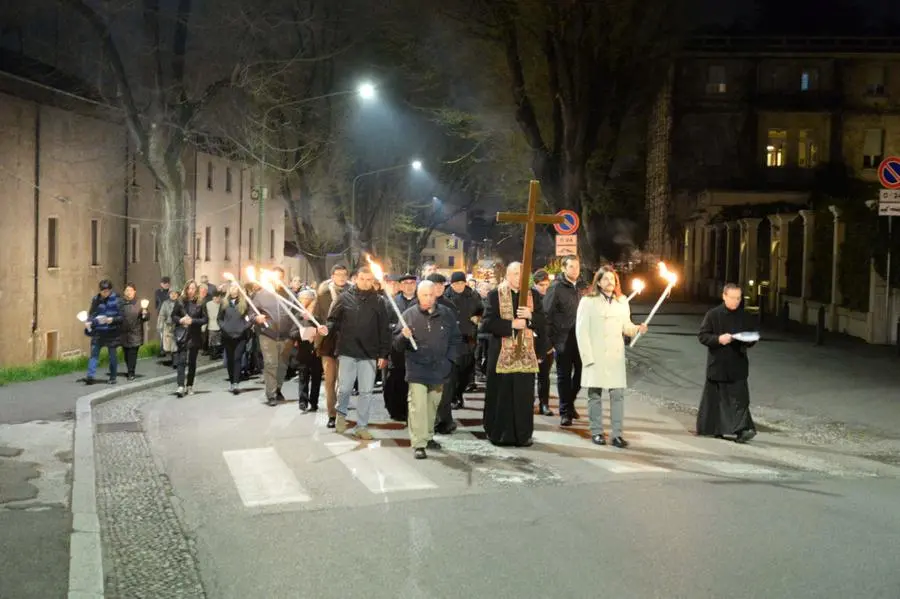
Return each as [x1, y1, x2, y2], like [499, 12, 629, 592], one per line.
[626, 302, 900, 443]
[0, 353, 220, 599]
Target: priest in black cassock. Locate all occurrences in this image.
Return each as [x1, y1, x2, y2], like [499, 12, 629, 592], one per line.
[696, 283, 758, 443]
[482, 262, 547, 447]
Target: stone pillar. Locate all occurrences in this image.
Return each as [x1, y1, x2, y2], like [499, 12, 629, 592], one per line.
[769, 213, 798, 312]
[725, 221, 738, 283]
[739, 218, 762, 288]
[798, 210, 815, 300]
[828, 206, 844, 326]
[692, 220, 706, 297]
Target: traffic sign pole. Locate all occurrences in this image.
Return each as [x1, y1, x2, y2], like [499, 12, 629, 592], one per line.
[878, 158, 900, 345]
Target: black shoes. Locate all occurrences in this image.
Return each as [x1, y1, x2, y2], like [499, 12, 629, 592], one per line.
[538, 404, 554, 416]
[326, 417, 336, 429]
[735, 429, 757, 444]
[298, 400, 309, 412]
[591, 434, 606, 445]
[611, 437, 628, 449]
[414, 448, 427, 459]
[592, 434, 628, 448]
[426, 440, 442, 450]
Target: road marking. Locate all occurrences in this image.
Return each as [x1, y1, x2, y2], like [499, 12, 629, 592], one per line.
[532, 430, 606, 451]
[222, 447, 311, 507]
[629, 431, 714, 455]
[687, 458, 781, 477]
[583, 458, 670, 474]
[326, 441, 438, 494]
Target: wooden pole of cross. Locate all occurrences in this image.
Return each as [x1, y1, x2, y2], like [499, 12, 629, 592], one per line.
[496, 180, 566, 349]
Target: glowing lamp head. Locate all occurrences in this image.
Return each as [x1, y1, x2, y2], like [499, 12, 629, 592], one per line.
[411, 160, 423, 171]
[76, 310, 89, 323]
[140, 299, 150, 310]
[357, 82, 376, 100]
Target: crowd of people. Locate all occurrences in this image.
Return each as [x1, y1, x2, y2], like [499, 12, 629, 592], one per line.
[81, 257, 758, 459]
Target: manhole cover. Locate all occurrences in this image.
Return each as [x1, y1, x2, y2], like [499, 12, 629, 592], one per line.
[96, 421, 143, 434]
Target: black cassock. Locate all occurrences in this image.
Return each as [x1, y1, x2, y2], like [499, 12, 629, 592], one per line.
[383, 293, 418, 421]
[482, 287, 547, 446]
[696, 303, 757, 437]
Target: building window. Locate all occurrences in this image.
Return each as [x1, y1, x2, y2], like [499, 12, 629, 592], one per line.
[224, 227, 231, 262]
[766, 129, 787, 167]
[47, 217, 59, 268]
[153, 233, 160, 263]
[130, 225, 140, 263]
[90, 219, 100, 266]
[863, 129, 884, 169]
[866, 66, 886, 96]
[204, 226, 212, 262]
[429, 237, 435, 249]
[207, 161, 214, 190]
[248, 228, 255, 260]
[446, 237, 459, 250]
[226, 167, 233, 193]
[195, 235, 201, 261]
[269, 229, 276, 260]
[448, 255, 455, 268]
[800, 68, 820, 91]
[45, 330, 59, 361]
[798, 130, 818, 169]
[706, 65, 727, 94]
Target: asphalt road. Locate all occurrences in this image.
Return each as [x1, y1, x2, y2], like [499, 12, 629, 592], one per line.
[93, 372, 900, 599]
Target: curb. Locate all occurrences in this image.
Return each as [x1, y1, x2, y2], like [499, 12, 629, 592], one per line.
[68, 362, 223, 599]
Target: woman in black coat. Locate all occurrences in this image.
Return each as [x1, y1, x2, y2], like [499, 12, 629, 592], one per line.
[120, 283, 149, 381]
[218, 282, 251, 394]
[171, 280, 208, 397]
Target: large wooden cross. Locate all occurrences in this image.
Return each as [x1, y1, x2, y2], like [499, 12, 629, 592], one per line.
[496, 180, 565, 338]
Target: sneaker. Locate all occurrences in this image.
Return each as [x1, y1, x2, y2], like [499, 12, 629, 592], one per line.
[186, 386, 194, 395]
[326, 416, 336, 428]
[176, 386, 185, 398]
[335, 414, 348, 433]
[107, 378, 117, 385]
[353, 427, 373, 441]
[298, 400, 309, 412]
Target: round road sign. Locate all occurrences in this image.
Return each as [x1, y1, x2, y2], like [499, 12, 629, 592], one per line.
[554, 209, 580, 235]
[878, 157, 900, 189]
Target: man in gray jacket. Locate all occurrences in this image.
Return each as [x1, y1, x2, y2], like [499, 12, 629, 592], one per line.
[253, 267, 297, 406]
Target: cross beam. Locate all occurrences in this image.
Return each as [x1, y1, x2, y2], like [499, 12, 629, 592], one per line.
[496, 180, 565, 299]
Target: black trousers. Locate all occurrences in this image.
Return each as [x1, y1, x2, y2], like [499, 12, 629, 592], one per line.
[176, 347, 200, 387]
[555, 347, 582, 416]
[537, 351, 554, 406]
[123, 346, 140, 376]
[223, 336, 248, 384]
[298, 357, 323, 407]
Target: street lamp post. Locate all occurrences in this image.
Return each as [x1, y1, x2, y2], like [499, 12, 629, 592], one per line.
[350, 160, 423, 266]
[254, 81, 377, 269]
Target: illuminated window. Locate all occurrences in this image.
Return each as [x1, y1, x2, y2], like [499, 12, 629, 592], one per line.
[798, 130, 818, 168]
[800, 68, 820, 91]
[706, 65, 727, 94]
[863, 129, 884, 169]
[766, 129, 787, 167]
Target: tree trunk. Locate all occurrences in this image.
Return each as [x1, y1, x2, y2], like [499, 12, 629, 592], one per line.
[282, 174, 328, 283]
[158, 184, 188, 288]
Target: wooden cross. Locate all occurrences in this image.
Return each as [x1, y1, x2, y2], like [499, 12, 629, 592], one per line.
[496, 181, 565, 347]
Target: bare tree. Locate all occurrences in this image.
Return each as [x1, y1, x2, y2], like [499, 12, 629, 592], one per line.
[58, 0, 244, 286]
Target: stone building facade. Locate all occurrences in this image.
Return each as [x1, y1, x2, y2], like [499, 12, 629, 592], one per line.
[646, 36, 900, 344]
[0, 65, 285, 366]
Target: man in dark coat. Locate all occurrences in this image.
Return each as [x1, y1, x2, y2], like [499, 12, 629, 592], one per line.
[396, 280, 463, 459]
[383, 273, 418, 421]
[543, 255, 586, 425]
[443, 271, 484, 410]
[696, 283, 758, 443]
[84, 279, 123, 385]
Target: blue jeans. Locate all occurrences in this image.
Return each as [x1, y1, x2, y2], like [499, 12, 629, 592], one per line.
[336, 356, 377, 428]
[87, 340, 118, 380]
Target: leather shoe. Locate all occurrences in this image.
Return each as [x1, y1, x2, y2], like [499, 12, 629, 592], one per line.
[414, 448, 427, 459]
[611, 437, 629, 449]
[591, 434, 606, 445]
[426, 440, 442, 450]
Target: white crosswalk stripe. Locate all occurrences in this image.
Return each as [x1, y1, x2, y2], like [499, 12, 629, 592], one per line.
[686, 458, 781, 477]
[222, 447, 312, 507]
[325, 440, 438, 494]
[583, 458, 670, 474]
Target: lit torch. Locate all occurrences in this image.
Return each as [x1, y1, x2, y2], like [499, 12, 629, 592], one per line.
[366, 254, 417, 350]
[626, 278, 645, 302]
[247, 267, 306, 332]
[259, 269, 323, 328]
[629, 262, 677, 348]
[222, 271, 268, 327]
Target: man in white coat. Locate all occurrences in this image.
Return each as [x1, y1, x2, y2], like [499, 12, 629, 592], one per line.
[575, 265, 647, 448]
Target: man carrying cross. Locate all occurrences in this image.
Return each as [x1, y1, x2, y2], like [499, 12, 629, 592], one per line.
[481, 181, 559, 446]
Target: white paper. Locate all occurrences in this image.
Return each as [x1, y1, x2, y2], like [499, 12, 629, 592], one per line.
[732, 331, 760, 343]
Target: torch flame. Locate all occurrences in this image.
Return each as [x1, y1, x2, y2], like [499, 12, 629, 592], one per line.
[658, 261, 678, 286]
[631, 278, 645, 293]
[365, 254, 385, 282]
[223, 272, 236, 282]
[245, 265, 257, 282]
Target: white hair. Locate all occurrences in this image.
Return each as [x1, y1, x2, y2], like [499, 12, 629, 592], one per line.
[417, 280, 436, 295]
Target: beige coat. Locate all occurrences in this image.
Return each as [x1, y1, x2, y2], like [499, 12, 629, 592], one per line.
[575, 294, 639, 389]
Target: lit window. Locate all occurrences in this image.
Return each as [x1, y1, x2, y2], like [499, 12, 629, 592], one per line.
[798, 130, 818, 169]
[800, 68, 820, 91]
[766, 129, 787, 167]
[706, 65, 727, 94]
[863, 129, 884, 169]
[866, 66, 886, 96]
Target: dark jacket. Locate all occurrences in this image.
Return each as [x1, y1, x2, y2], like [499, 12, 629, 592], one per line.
[171, 299, 208, 350]
[698, 303, 757, 382]
[120, 299, 149, 348]
[314, 279, 349, 356]
[542, 278, 584, 352]
[483, 287, 549, 356]
[154, 288, 169, 312]
[217, 297, 251, 340]
[326, 286, 391, 360]
[443, 285, 484, 339]
[395, 303, 463, 385]
[253, 289, 294, 341]
[88, 292, 123, 346]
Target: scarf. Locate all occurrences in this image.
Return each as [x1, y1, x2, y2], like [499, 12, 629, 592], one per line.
[495, 281, 539, 374]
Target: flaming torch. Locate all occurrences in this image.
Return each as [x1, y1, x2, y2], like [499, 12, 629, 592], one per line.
[222, 271, 268, 327]
[626, 278, 645, 302]
[244, 267, 307, 332]
[76, 311, 89, 323]
[365, 254, 418, 350]
[629, 262, 677, 348]
[259, 269, 323, 328]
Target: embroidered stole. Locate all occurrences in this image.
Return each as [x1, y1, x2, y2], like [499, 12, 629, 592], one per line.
[495, 281, 539, 374]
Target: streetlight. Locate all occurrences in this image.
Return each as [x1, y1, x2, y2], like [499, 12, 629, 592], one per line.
[357, 82, 376, 100]
[350, 160, 425, 265]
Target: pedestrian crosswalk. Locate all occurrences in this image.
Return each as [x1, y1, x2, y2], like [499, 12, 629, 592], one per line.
[215, 405, 876, 512]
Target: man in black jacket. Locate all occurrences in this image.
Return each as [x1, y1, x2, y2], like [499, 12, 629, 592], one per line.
[443, 271, 484, 410]
[384, 273, 419, 421]
[543, 256, 586, 426]
[396, 280, 463, 459]
[427, 273, 460, 434]
[327, 266, 391, 440]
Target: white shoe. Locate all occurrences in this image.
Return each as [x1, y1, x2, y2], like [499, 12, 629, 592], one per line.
[186, 386, 194, 395]
[176, 386, 185, 397]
